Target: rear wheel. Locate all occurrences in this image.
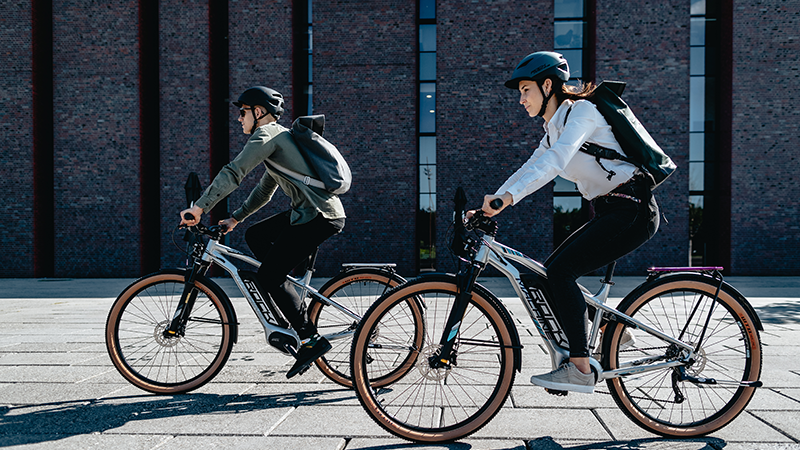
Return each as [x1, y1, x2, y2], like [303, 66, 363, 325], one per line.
[351, 277, 517, 443]
[308, 267, 411, 387]
[105, 272, 234, 394]
[604, 274, 762, 437]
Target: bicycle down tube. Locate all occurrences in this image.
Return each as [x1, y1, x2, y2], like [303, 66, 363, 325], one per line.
[189, 238, 362, 347]
[469, 233, 698, 380]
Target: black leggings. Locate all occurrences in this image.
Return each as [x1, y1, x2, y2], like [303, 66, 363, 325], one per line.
[245, 211, 345, 339]
[544, 177, 659, 358]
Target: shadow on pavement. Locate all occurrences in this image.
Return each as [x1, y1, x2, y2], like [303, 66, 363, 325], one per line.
[525, 436, 727, 449]
[755, 302, 800, 325]
[0, 388, 350, 447]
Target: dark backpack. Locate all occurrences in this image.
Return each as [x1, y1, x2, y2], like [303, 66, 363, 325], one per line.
[568, 81, 677, 187]
[267, 115, 352, 195]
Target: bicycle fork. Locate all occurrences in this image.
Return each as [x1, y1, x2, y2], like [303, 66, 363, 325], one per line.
[432, 262, 483, 369]
[164, 262, 209, 337]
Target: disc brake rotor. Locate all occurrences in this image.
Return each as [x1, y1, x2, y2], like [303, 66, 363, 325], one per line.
[154, 320, 181, 347]
[417, 344, 451, 381]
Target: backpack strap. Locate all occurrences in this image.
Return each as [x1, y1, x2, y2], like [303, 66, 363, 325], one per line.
[265, 159, 326, 190]
[563, 103, 642, 181]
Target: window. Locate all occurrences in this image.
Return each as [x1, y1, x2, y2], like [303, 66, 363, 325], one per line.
[689, 0, 719, 266]
[418, 0, 436, 271]
[553, 0, 589, 248]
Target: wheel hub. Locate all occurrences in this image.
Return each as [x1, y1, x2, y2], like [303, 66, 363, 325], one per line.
[687, 345, 707, 376]
[155, 320, 181, 347]
[417, 344, 451, 381]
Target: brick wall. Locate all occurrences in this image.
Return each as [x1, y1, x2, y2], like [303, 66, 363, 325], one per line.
[52, 1, 142, 277]
[314, 0, 418, 275]
[436, 0, 555, 275]
[0, 1, 34, 276]
[596, 0, 691, 273]
[1, 1, 798, 278]
[158, 1, 212, 271]
[730, 0, 800, 274]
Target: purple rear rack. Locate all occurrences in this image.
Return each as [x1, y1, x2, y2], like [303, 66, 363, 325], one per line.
[648, 266, 724, 272]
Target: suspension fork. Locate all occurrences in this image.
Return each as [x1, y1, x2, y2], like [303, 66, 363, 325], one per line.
[432, 261, 483, 368]
[164, 260, 210, 337]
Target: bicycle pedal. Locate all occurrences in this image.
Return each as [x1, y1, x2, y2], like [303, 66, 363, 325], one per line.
[545, 388, 569, 397]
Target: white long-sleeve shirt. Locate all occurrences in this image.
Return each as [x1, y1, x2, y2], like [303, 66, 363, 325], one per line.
[496, 99, 640, 205]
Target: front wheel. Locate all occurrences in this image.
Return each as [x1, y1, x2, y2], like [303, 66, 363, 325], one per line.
[105, 271, 235, 394]
[351, 276, 517, 443]
[604, 274, 762, 437]
[308, 267, 411, 387]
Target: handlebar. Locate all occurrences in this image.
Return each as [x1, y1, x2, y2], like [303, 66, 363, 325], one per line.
[489, 198, 504, 210]
[180, 214, 227, 240]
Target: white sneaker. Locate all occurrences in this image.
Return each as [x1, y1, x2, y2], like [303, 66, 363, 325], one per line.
[530, 362, 596, 394]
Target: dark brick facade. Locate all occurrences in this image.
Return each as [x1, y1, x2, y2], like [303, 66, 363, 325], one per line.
[595, 0, 691, 272]
[1, 0, 798, 277]
[1, 1, 35, 275]
[52, 1, 142, 277]
[730, 0, 800, 274]
[436, 0, 555, 275]
[314, 0, 419, 275]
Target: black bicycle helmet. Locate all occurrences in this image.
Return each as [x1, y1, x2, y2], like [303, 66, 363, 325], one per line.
[505, 52, 570, 117]
[505, 51, 570, 89]
[233, 86, 284, 133]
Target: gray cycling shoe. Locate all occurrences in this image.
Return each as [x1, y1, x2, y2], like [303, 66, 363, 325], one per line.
[530, 362, 596, 394]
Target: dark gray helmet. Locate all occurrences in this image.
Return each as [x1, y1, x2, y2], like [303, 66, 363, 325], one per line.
[504, 51, 570, 90]
[233, 86, 284, 118]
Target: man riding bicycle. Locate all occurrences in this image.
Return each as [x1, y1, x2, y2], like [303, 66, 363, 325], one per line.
[180, 86, 346, 378]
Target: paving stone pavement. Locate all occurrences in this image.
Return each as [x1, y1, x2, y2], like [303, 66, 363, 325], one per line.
[1, 276, 799, 450]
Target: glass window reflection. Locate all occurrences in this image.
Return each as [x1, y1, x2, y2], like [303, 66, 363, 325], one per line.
[691, 18, 705, 46]
[419, 24, 436, 52]
[690, 77, 705, 132]
[559, 49, 583, 79]
[419, 193, 436, 213]
[554, 0, 584, 18]
[419, 136, 436, 165]
[420, 0, 435, 19]
[554, 21, 584, 49]
[554, 196, 582, 212]
[690, 133, 705, 161]
[419, 165, 436, 194]
[420, 52, 436, 81]
[420, 83, 436, 133]
[689, 161, 705, 191]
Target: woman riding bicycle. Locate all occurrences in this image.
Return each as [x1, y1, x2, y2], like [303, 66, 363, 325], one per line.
[475, 51, 659, 393]
[180, 86, 345, 378]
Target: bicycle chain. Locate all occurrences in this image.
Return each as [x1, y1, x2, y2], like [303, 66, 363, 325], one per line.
[592, 345, 687, 404]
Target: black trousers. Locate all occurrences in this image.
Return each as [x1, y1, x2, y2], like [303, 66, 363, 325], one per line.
[245, 211, 345, 339]
[544, 177, 659, 358]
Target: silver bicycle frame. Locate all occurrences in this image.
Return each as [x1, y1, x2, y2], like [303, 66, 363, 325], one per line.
[474, 234, 696, 381]
[199, 239, 361, 348]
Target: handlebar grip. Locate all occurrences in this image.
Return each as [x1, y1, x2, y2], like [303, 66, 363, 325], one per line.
[489, 198, 504, 210]
[184, 213, 195, 221]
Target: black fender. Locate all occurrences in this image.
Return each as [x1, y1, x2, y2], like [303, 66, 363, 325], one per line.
[151, 268, 240, 344]
[317, 266, 408, 299]
[622, 272, 763, 332]
[414, 273, 523, 373]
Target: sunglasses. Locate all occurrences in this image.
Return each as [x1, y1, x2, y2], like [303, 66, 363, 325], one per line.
[239, 107, 250, 118]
